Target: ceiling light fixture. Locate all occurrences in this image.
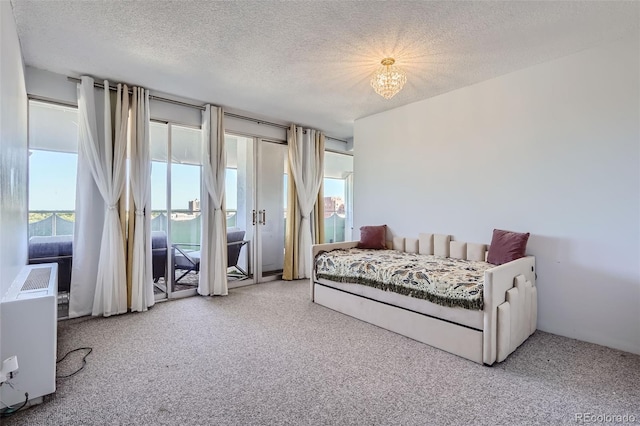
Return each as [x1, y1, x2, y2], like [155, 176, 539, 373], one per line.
[370, 57, 407, 99]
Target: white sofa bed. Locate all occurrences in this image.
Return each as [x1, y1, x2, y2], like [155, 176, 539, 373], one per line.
[311, 233, 536, 365]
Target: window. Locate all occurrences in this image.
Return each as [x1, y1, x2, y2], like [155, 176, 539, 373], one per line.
[149, 122, 203, 247]
[28, 100, 79, 238]
[323, 152, 353, 243]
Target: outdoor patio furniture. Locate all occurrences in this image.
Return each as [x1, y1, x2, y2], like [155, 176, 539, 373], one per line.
[151, 231, 168, 283]
[173, 228, 248, 284]
[28, 235, 73, 293]
[28, 231, 170, 294]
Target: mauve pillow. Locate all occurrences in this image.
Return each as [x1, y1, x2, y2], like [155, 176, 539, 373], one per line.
[487, 229, 530, 265]
[357, 225, 387, 249]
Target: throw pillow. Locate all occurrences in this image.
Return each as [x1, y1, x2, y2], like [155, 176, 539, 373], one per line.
[357, 225, 387, 249]
[487, 229, 530, 265]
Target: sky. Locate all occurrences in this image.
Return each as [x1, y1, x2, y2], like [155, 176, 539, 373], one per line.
[29, 150, 77, 210]
[30, 151, 346, 212]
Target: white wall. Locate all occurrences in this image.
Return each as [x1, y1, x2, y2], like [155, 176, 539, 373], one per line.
[354, 35, 640, 355]
[0, 2, 28, 296]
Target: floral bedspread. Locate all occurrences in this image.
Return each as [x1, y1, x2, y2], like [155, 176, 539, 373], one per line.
[314, 248, 493, 310]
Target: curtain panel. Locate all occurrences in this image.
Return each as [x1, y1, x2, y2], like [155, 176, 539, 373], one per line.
[128, 87, 154, 311]
[70, 77, 128, 317]
[283, 125, 325, 280]
[284, 175, 324, 280]
[70, 77, 154, 317]
[199, 105, 228, 296]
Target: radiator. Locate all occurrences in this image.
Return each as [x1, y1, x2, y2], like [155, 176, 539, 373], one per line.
[0, 263, 58, 408]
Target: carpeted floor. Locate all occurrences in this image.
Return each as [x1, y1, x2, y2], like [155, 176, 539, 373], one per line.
[5, 280, 640, 425]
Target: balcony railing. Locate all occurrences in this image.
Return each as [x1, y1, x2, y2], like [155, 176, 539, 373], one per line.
[324, 212, 346, 243]
[29, 209, 348, 243]
[28, 211, 75, 237]
[28, 210, 238, 244]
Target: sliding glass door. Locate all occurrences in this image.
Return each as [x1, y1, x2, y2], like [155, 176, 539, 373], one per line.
[150, 126, 345, 294]
[257, 141, 287, 278]
[225, 134, 255, 285]
[169, 125, 202, 293]
[225, 134, 287, 286]
[149, 122, 169, 299]
[150, 121, 202, 299]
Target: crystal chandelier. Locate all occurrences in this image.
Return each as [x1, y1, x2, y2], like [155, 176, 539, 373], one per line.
[370, 57, 407, 99]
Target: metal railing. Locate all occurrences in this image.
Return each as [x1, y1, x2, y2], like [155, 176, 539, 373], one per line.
[28, 210, 238, 242]
[28, 211, 75, 237]
[29, 209, 348, 243]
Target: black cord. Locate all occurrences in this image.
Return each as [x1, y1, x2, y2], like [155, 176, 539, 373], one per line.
[0, 392, 29, 418]
[56, 347, 93, 379]
[0, 347, 91, 416]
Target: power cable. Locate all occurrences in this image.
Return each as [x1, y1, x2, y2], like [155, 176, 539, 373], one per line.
[56, 347, 93, 379]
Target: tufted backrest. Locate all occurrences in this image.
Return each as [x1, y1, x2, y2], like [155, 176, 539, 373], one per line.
[392, 233, 488, 262]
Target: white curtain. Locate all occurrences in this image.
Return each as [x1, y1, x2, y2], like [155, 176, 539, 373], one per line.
[287, 124, 325, 278]
[199, 105, 228, 296]
[70, 76, 128, 317]
[129, 87, 154, 312]
[69, 83, 105, 318]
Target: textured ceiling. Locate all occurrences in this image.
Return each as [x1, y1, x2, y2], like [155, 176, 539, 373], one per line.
[10, 1, 639, 140]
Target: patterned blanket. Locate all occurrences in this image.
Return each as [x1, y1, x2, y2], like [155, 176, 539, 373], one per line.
[315, 248, 493, 310]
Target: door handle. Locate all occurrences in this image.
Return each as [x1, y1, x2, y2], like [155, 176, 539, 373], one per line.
[261, 209, 266, 225]
[252, 210, 257, 226]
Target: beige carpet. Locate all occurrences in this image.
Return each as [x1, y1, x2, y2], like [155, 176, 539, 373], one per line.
[6, 280, 640, 425]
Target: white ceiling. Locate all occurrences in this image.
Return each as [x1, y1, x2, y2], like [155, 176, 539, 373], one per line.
[10, 1, 639, 140]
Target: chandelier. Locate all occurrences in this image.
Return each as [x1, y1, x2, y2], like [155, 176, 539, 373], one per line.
[370, 57, 407, 99]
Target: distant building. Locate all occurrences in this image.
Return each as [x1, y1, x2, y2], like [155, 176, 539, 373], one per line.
[188, 199, 200, 212]
[324, 196, 345, 217]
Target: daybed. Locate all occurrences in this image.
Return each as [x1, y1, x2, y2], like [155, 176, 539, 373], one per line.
[311, 232, 536, 365]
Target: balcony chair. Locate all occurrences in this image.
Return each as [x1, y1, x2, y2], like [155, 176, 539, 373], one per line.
[152, 231, 168, 283]
[173, 228, 248, 285]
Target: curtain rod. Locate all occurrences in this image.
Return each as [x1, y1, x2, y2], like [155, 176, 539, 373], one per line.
[66, 76, 349, 143]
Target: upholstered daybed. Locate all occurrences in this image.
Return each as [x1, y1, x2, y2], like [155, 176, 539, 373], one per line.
[311, 232, 536, 365]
